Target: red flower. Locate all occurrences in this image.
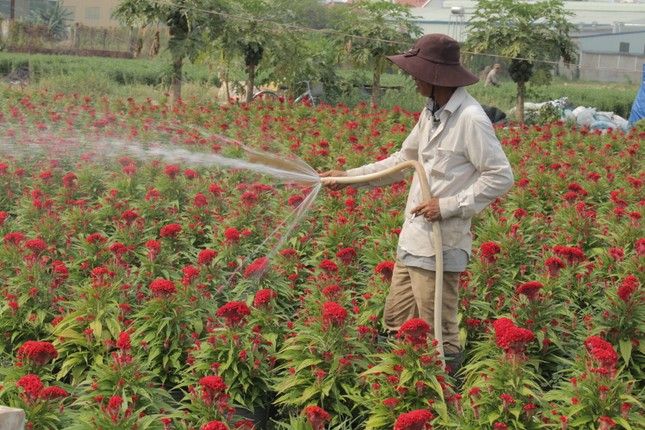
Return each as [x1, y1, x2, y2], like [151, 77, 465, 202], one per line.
[120, 209, 139, 225]
[184, 169, 198, 180]
[116, 332, 131, 351]
[17, 341, 58, 367]
[398, 318, 431, 346]
[201, 421, 229, 430]
[243, 256, 269, 279]
[584, 335, 618, 370]
[40, 386, 69, 401]
[217, 301, 251, 327]
[303, 405, 331, 430]
[515, 281, 543, 301]
[224, 227, 241, 244]
[318, 259, 339, 273]
[17, 374, 44, 403]
[394, 409, 434, 430]
[336, 247, 357, 266]
[240, 192, 258, 207]
[321, 301, 348, 327]
[253, 289, 277, 309]
[375, 261, 395, 282]
[553, 245, 585, 265]
[545, 257, 564, 277]
[635, 238, 645, 256]
[199, 375, 227, 406]
[288, 195, 304, 207]
[164, 165, 180, 178]
[198, 249, 218, 265]
[493, 318, 535, 356]
[617, 275, 638, 303]
[160, 223, 182, 238]
[0, 211, 8, 226]
[598, 416, 616, 430]
[149, 279, 177, 298]
[25, 239, 48, 255]
[479, 241, 501, 264]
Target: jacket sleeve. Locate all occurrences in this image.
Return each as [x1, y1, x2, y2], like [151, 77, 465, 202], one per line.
[345, 117, 422, 189]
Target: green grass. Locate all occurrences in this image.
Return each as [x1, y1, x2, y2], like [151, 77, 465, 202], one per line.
[0, 51, 639, 119]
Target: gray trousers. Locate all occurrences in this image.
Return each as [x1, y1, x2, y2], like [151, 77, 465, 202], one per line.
[384, 260, 462, 354]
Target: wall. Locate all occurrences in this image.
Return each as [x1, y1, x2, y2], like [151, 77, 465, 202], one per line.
[559, 52, 645, 83]
[61, 0, 122, 27]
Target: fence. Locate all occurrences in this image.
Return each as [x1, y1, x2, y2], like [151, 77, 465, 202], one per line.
[0, 20, 168, 60]
[558, 52, 645, 84]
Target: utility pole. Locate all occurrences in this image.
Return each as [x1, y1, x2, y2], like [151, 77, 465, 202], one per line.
[10, 0, 15, 20]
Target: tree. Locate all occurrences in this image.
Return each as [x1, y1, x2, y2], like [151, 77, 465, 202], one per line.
[30, 0, 72, 41]
[465, 0, 578, 122]
[112, 0, 228, 101]
[334, 1, 422, 105]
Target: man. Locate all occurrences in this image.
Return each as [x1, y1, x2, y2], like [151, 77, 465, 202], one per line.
[320, 34, 514, 375]
[485, 63, 502, 87]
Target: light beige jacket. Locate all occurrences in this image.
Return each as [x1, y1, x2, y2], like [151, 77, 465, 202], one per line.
[347, 87, 514, 258]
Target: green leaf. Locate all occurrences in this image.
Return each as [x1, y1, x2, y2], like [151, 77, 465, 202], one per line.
[619, 338, 633, 363]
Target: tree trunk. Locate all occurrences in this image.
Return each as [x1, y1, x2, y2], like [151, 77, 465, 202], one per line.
[171, 56, 183, 102]
[245, 63, 256, 104]
[515, 81, 526, 124]
[371, 67, 381, 106]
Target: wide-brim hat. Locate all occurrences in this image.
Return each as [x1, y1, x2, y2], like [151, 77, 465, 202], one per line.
[387, 34, 479, 87]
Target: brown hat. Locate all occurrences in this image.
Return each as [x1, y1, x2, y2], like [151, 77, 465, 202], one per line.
[493, 63, 502, 69]
[387, 34, 479, 87]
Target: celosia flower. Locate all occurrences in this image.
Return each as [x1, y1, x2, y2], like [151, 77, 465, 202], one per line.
[160, 223, 182, 238]
[398, 318, 431, 346]
[120, 209, 139, 225]
[149, 279, 177, 298]
[303, 405, 331, 430]
[493, 317, 535, 356]
[479, 241, 501, 264]
[217, 301, 251, 327]
[197, 249, 218, 265]
[201, 421, 229, 430]
[545, 257, 564, 277]
[224, 227, 240, 244]
[116, 332, 131, 351]
[243, 256, 269, 278]
[321, 301, 348, 327]
[17, 341, 58, 367]
[40, 386, 69, 401]
[336, 247, 357, 266]
[515, 281, 543, 301]
[617, 275, 638, 303]
[199, 375, 227, 405]
[553, 245, 585, 265]
[393, 409, 434, 430]
[288, 195, 304, 207]
[25, 239, 48, 255]
[318, 259, 339, 273]
[584, 335, 618, 370]
[240, 191, 258, 207]
[253, 289, 277, 309]
[598, 416, 616, 429]
[17, 374, 44, 404]
[375, 261, 395, 282]
[164, 165, 180, 178]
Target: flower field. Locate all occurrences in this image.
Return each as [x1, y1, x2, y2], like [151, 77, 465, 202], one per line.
[0, 88, 643, 430]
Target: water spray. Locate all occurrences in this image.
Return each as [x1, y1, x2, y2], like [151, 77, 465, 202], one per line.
[319, 160, 445, 360]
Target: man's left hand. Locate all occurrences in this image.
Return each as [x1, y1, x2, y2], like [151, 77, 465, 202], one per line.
[411, 198, 442, 222]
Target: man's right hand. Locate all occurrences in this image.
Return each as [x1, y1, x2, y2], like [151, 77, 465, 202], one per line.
[319, 170, 348, 191]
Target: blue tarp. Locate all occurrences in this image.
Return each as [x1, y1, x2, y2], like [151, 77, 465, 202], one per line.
[628, 64, 645, 124]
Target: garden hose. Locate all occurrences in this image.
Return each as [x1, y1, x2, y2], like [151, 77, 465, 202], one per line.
[319, 160, 446, 360]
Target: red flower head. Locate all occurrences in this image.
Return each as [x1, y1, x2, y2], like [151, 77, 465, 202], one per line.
[149, 279, 177, 299]
[635, 238, 645, 256]
[160, 223, 182, 238]
[617, 275, 639, 303]
[394, 409, 434, 430]
[17, 341, 58, 367]
[515, 281, 543, 301]
[0, 211, 8, 226]
[545, 257, 565, 277]
[25, 239, 48, 255]
[584, 336, 618, 370]
[493, 318, 535, 357]
[303, 405, 331, 430]
[198, 249, 218, 266]
[318, 259, 339, 274]
[164, 165, 180, 179]
[17, 374, 44, 403]
[336, 247, 357, 266]
[253, 289, 277, 309]
[224, 227, 241, 244]
[116, 332, 131, 351]
[375, 261, 395, 282]
[321, 301, 348, 327]
[217, 301, 251, 327]
[479, 241, 501, 264]
[201, 421, 229, 430]
[243, 257, 269, 279]
[240, 192, 258, 207]
[40, 386, 69, 401]
[199, 375, 227, 406]
[398, 318, 431, 346]
[288, 195, 304, 208]
[120, 209, 139, 225]
[553, 245, 586, 265]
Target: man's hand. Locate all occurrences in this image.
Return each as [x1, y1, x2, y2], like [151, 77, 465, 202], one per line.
[319, 170, 348, 191]
[411, 198, 442, 222]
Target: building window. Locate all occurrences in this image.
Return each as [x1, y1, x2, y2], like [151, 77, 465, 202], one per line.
[618, 42, 629, 53]
[85, 7, 100, 21]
